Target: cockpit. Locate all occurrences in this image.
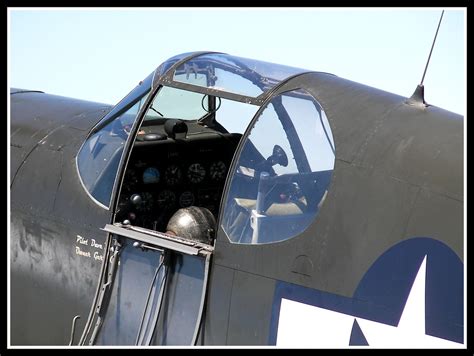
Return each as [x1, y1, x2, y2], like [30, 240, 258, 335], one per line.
[77, 51, 335, 246]
[77, 51, 336, 345]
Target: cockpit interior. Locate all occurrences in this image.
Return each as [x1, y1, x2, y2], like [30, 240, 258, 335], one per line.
[116, 119, 241, 233]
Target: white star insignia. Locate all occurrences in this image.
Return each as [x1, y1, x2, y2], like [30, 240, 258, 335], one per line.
[276, 256, 463, 348]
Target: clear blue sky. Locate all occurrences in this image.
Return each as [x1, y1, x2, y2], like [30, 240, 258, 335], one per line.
[9, 8, 465, 116]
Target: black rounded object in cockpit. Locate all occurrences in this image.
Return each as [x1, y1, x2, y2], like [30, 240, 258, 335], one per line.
[164, 119, 188, 139]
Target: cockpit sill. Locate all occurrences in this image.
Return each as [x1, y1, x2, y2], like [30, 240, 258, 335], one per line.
[103, 223, 214, 257]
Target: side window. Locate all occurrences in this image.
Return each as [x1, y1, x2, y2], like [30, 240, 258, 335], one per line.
[221, 89, 335, 244]
[77, 91, 150, 207]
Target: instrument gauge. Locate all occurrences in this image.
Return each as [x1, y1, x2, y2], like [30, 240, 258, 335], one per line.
[187, 163, 206, 184]
[137, 192, 154, 212]
[179, 191, 195, 208]
[157, 190, 176, 210]
[210, 161, 227, 181]
[142, 167, 160, 184]
[165, 164, 182, 186]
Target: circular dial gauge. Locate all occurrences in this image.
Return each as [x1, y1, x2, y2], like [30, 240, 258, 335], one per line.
[187, 163, 206, 184]
[165, 164, 182, 186]
[157, 190, 176, 210]
[142, 167, 160, 184]
[210, 161, 227, 181]
[179, 191, 195, 208]
[137, 192, 154, 212]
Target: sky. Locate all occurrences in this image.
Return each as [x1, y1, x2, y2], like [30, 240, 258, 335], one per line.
[8, 8, 466, 116]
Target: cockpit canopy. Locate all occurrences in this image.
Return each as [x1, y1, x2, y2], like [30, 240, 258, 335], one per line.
[77, 51, 335, 246]
[77, 52, 317, 208]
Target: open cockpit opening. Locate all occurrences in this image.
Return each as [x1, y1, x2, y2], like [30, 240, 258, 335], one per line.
[114, 84, 259, 238]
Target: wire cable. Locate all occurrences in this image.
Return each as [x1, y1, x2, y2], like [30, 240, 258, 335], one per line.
[420, 10, 445, 85]
[135, 257, 165, 345]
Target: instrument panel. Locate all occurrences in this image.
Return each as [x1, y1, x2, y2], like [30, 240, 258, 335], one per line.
[118, 133, 240, 231]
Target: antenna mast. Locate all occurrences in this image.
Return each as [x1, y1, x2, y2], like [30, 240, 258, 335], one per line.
[407, 10, 445, 106]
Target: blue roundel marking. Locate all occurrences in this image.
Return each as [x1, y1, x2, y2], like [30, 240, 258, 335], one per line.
[353, 237, 463, 343]
[269, 237, 463, 345]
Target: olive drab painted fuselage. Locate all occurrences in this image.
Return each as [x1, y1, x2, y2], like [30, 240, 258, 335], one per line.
[10, 52, 464, 347]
